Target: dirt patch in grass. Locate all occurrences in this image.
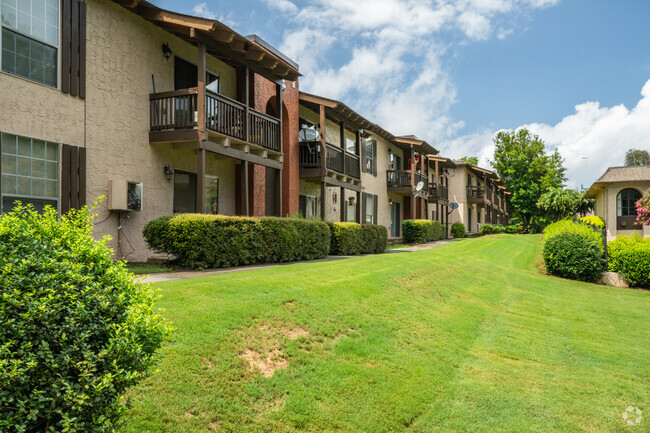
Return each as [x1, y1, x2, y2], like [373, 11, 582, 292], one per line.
[241, 348, 288, 378]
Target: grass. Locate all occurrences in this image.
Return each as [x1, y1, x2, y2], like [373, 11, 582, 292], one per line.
[387, 243, 411, 249]
[122, 235, 650, 432]
[126, 262, 172, 275]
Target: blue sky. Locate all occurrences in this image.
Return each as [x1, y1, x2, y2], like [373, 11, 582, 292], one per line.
[152, 0, 650, 188]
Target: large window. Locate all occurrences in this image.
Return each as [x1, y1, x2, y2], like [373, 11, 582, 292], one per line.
[364, 193, 375, 224]
[1, 132, 59, 212]
[364, 138, 375, 174]
[299, 194, 317, 218]
[617, 188, 641, 216]
[1, 0, 59, 87]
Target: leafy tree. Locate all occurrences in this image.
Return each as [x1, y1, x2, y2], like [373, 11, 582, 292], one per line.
[625, 149, 650, 166]
[460, 156, 479, 166]
[491, 129, 566, 228]
[537, 187, 594, 222]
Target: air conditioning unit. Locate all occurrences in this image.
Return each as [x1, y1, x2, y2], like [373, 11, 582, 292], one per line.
[108, 180, 143, 211]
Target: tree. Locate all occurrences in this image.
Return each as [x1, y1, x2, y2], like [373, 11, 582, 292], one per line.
[625, 149, 650, 166]
[460, 156, 479, 166]
[537, 187, 594, 222]
[491, 129, 566, 228]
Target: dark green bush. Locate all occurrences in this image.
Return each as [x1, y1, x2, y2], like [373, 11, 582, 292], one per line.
[0, 203, 170, 432]
[543, 220, 603, 252]
[479, 223, 495, 235]
[608, 235, 650, 287]
[543, 233, 604, 282]
[402, 219, 445, 243]
[329, 222, 387, 255]
[493, 224, 505, 234]
[505, 225, 518, 234]
[451, 222, 466, 238]
[144, 214, 330, 269]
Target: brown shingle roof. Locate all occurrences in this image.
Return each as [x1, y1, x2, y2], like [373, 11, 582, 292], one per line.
[585, 166, 650, 197]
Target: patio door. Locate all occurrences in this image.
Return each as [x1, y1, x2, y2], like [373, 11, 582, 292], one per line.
[173, 170, 196, 213]
[390, 202, 401, 237]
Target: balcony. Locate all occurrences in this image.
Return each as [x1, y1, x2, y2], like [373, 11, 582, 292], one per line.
[149, 88, 280, 153]
[298, 142, 360, 180]
[387, 170, 428, 194]
[428, 184, 449, 202]
[467, 185, 489, 204]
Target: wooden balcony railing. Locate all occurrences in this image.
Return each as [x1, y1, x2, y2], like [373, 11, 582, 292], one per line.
[326, 144, 344, 173]
[299, 142, 321, 169]
[299, 142, 360, 180]
[150, 88, 281, 152]
[345, 153, 360, 179]
[415, 172, 428, 190]
[429, 185, 449, 200]
[467, 185, 486, 200]
[387, 170, 411, 187]
[150, 88, 198, 131]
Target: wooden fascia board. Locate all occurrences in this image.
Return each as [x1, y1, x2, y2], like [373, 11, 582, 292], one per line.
[299, 93, 337, 108]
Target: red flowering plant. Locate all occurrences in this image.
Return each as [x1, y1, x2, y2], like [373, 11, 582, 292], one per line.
[636, 189, 650, 225]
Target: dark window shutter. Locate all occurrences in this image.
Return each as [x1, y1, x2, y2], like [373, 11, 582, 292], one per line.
[61, 0, 86, 98]
[361, 192, 366, 223]
[61, 144, 86, 214]
[372, 140, 377, 176]
[373, 194, 378, 224]
[360, 138, 367, 173]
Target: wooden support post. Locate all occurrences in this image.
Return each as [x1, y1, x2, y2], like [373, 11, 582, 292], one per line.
[197, 41, 206, 139]
[340, 186, 345, 222]
[356, 190, 361, 223]
[242, 161, 249, 216]
[276, 168, 282, 216]
[196, 146, 205, 213]
[339, 121, 345, 150]
[244, 66, 250, 143]
[320, 182, 326, 220]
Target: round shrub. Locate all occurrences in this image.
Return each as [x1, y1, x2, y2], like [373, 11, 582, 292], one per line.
[543, 219, 604, 252]
[505, 225, 518, 234]
[608, 234, 650, 287]
[402, 219, 445, 243]
[479, 223, 494, 235]
[451, 222, 466, 238]
[493, 224, 505, 234]
[543, 233, 605, 282]
[0, 203, 170, 432]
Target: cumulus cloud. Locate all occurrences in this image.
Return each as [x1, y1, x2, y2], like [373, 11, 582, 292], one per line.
[271, 0, 561, 144]
[441, 79, 650, 188]
[191, 3, 237, 27]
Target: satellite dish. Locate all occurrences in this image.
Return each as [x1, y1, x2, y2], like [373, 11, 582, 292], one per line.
[415, 181, 424, 192]
[449, 202, 459, 210]
[299, 127, 320, 142]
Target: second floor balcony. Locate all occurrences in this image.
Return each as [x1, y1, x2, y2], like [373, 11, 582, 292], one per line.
[387, 170, 428, 194]
[428, 184, 448, 202]
[467, 185, 491, 204]
[299, 142, 360, 180]
[150, 88, 281, 153]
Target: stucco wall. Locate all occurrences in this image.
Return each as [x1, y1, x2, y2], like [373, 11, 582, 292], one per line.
[595, 182, 650, 241]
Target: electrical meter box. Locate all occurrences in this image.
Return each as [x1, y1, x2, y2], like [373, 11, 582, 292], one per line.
[108, 180, 143, 211]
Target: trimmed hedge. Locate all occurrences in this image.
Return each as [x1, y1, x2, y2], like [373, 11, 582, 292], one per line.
[1, 203, 170, 432]
[608, 234, 650, 287]
[329, 222, 388, 255]
[578, 215, 605, 229]
[402, 219, 445, 243]
[480, 224, 506, 235]
[451, 222, 466, 238]
[505, 225, 518, 234]
[543, 233, 605, 282]
[543, 219, 604, 252]
[144, 214, 330, 269]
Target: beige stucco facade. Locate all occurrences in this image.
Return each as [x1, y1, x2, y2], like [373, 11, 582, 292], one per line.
[591, 182, 650, 241]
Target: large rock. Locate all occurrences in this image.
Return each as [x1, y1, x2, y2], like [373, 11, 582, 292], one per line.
[597, 272, 629, 288]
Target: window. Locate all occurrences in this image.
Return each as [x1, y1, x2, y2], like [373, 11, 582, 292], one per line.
[345, 136, 356, 154]
[204, 175, 219, 214]
[364, 139, 374, 173]
[1, 132, 59, 212]
[1, 0, 59, 87]
[365, 193, 375, 224]
[299, 194, 317, 218]
[617, 188, 642, 216]
[467, 174, 472, 186]
[173, 170, 196, 213]
[206, 72, 219, 93]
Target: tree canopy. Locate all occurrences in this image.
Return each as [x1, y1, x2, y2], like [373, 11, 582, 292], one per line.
[536, 187, 594, 222]
[491, 129, 566, 227]
[460, 156, 479, 166]
[625, 149, 650, 166]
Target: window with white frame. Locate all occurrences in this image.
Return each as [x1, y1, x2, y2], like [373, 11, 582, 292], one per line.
[1, 132, 59, 212]
[365, 193, 375, 224]
[364, 139, 373, 173]
[1, 0, 59, 87]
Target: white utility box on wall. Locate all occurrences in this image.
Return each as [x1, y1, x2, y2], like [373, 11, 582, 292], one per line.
[108, 180, 143, 211]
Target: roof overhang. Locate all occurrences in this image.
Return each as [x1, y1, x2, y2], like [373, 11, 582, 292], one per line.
[393, 136, 438, 156]
[113, 0, 300, 82]
[428, 155, 457, 168]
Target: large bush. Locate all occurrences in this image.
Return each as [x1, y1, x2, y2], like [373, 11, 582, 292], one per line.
[505, 225, 518, 234]
[608, 234, 650, 287]
[0, 203, 170, 432]
[451, 222, 466, 238]
[329, 222, 387, 255]
[144, 214, 330, 269]
[402, 219, 445, 243]
[543, 219, 604, 252]
[480, 223, 495, 235]
[543, 233, 605, 282]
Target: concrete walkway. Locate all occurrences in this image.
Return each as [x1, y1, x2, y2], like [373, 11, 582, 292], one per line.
[141, 239, 455, 284]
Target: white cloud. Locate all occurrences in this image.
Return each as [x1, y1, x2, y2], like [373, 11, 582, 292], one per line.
[191, 3, 237, 27]
[262, 0, 298, 15]
[496, 27, 514, 39]
[441, 79, 650, 189]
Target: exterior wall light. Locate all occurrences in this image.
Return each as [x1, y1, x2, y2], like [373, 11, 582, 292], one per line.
[162, 43, 172, 60]
[164, 166, 173, 181]
[348, 196, 355, 206]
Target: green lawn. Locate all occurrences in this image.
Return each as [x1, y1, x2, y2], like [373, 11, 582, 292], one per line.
[122, 235, 650, 432]
[126, 263, 172, 275]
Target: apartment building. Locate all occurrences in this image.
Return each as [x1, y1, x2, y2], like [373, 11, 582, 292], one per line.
[0, 0, 301, 260]
[297, 93, 436, 239]
[448, 161, 510, 234]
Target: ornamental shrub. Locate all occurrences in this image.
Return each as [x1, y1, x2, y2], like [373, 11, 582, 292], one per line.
[451, 222, 466, 238]
[479, 223, 494, 235]
[543, 233, 605, 282]
[329, 222, 387, 255]
[0, 203, 170, 432]
[578, 215, 605, 229]
[543, 219, 604, 252]
[505, 225, 518, 234]
[402, 219, 445, 243]
[608, 234, 650, 287]
[493, 224, 505, 234]
[144, 214, 330, 269]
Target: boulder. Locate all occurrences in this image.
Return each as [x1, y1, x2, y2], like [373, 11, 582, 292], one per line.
[597, 272, 629, 288]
